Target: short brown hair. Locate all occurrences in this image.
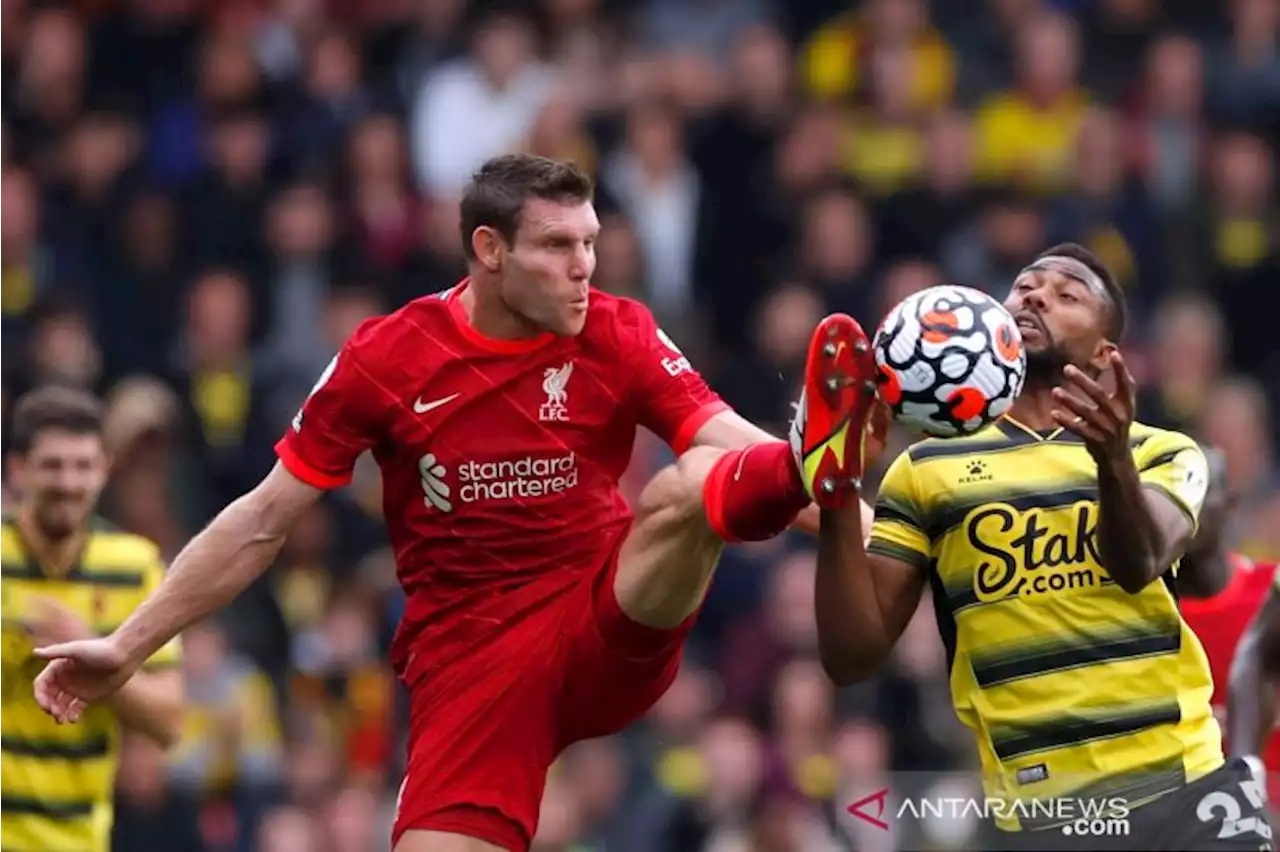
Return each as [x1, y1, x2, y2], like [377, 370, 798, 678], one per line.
[458, 154, 594, 259]
[10, 385, 104, 454]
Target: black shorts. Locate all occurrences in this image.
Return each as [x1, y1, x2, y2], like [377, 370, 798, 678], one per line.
[988, 759, 1274, 852]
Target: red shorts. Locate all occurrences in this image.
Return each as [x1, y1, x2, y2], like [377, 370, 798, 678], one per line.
[390, 544, 697, 852]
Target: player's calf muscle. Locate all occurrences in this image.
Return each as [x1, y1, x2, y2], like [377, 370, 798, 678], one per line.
[614, 448, 726, 628]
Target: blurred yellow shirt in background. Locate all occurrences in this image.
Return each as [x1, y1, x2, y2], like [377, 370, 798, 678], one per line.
[974, 90, 1089, 193]
[802, 18, 955, 112]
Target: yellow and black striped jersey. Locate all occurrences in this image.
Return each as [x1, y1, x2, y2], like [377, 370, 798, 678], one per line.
[869, 417, 1220, 829]
[0, 519, 181, 852]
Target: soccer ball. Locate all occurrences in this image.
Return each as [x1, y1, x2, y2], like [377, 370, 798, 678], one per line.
[873, 285, 1026, 438]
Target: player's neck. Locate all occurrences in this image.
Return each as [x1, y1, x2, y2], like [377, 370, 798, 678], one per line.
[15, 506, 85, 577]
[459, 275, 545, 341]
[1006, 385, 1061, 432]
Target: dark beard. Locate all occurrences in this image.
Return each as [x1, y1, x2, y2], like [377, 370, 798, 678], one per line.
[1023, 346, 1070, 389]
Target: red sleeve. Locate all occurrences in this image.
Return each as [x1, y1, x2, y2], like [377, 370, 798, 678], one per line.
[618, 299, 729, 454]
[275, 319, 393, 490]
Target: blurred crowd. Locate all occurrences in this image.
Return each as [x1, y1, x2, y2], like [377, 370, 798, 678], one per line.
[2, 0, 1279, 849]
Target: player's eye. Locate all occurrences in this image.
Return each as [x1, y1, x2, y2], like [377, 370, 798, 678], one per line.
[1060, 291, 1079, 303]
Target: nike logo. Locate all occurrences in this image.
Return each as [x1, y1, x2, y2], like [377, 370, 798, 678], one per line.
[413, 393, 460, 414]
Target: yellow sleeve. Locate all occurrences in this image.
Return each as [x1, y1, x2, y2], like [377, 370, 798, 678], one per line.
[1135, 430, 1209, 534]
[140, 556, 182, 671]
[868, 451, 931, 571]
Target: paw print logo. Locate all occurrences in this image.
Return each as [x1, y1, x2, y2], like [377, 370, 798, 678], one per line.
[968, 460, 986, 477]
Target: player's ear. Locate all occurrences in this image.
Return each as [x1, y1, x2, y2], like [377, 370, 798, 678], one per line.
[471, 226, 504, 273]
[1090, 340, 1117, 376]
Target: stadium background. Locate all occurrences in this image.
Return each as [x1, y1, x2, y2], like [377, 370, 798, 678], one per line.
[2, 0, 1279, 849]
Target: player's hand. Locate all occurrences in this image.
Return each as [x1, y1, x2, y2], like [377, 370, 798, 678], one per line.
[1051, 352, 1136, 461]
[22, 596, 94, 648]
[32, 636, 136, 724]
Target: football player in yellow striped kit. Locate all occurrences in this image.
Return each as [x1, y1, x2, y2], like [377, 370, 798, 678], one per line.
[1, 386, 184, 852]
[801, 243, 1273, 851]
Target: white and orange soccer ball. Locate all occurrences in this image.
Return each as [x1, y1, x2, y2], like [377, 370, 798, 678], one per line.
[873, 285, 1027, 438]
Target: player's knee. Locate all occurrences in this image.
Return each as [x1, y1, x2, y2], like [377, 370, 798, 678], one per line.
[635, 447, 721, 527]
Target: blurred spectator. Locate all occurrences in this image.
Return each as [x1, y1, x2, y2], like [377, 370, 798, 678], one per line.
[1200, 378, 1280, 560]
[602, 99, 703, 332]
[1125, 33, 1205, 216]
[112, 735, 205, 852]
[1206, 0, 1280, 127]
[941, 186, 1045, 294]
[802, 0, 954, 112]
[411, 9, 553, 197]
[1045, 108, 1152, 305]
[877, 110, 976, 262]
[171, 621, 284, 852]
[974, 9, 1088, 192]
[1135, 291, 1227, 434]
[1, 166, 66, 340]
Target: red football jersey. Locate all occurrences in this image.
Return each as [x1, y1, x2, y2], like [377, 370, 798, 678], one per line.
[275, 281, 728, 685]
[1181, 556, 1280, 780]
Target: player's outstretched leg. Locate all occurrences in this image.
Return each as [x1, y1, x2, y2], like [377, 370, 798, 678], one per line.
[612, 314, 876, 630]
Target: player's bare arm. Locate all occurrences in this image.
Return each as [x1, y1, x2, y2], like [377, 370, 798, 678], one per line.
[1228, 586, 1280, 760]
[34, 463, 321, 723]
[1053, 354, 1194, 593]
[816, 503, 928, 685]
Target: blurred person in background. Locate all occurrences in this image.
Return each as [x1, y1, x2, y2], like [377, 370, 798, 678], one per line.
[941, 185, 1045, 294]
[1045, 107, 1151, 308]
[602, 98, 705, 336]
[840, 44, 928, 198]
[256, 804, 331, 852]
[1125, 34, 1206, 218]
[1134, 291, 1227, 435]
[174, 268, 277, 512]
[793, 182, 876, 321]
[801, 0, 955, 113]
[1200, 378, 1280, 561]
[1, 166, 62, 338]
[412, 8, 553, 197]
[1, 386, 184, 852]
[1191, 131, 1277, 378]
[99, 375, 192, 556]
[713, 282, 824, 429]
[1206, 0, 1280, 127]
[111, 734, 204, 852]
[169, 619, 282, 852]
[877, 110, 976, 263]
[973, 8, 1088, 193]
[19, 298, 104, 396]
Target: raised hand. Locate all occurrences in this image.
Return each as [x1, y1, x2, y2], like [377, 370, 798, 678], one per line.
[1050, 351, 1137, 461]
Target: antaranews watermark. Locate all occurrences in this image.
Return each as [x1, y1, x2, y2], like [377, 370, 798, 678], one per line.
[848, 787, 1131, 831]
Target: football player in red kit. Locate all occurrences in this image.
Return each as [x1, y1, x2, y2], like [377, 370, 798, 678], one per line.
[29, 155, 869, 852]
[1179, 448, 1280, 799]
